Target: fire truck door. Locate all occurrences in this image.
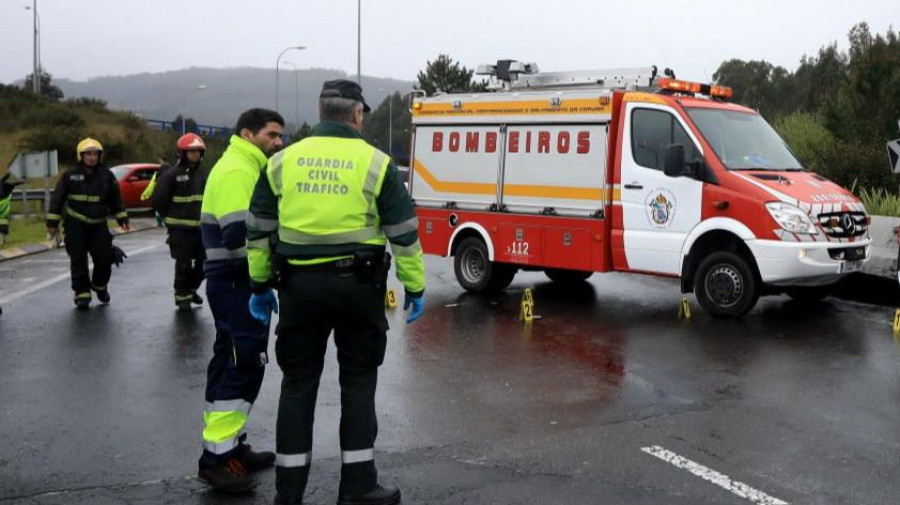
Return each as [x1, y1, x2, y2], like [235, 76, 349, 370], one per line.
[619, 104, 705, 275]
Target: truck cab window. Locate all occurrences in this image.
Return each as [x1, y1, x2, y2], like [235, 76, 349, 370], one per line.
[632, 108, 700, 171]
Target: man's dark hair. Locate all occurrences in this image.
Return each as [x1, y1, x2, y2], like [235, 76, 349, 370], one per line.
[234, 108, 284, 134]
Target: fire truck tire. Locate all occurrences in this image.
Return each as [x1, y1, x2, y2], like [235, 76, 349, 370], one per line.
[544, 268, 593, 284]
[694, 251, 759, 318]
[454, 237, 514, 292]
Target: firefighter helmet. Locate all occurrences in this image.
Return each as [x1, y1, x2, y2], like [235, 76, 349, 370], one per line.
[176, 133, 206, 153]
[76, 137, 103, 162]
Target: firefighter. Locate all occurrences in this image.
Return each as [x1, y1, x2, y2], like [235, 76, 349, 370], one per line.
[197, 109, 285, 493]
[47, 138, 130, 309]
[246, 80, 425, 505]
[152, 133, 209, 311]
[0, 173, 24, 246]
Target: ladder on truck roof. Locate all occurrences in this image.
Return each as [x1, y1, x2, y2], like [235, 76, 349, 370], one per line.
[476, 60, 663, 91]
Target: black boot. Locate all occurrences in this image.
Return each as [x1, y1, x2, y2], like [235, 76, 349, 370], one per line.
[237, 444, 275, 472]
[74, 292, 91, 310]
[337, 484, 401, 505]
[198, 458, 255, 494]
[192, 292, 204, 305]
[94, 286, 110, 304]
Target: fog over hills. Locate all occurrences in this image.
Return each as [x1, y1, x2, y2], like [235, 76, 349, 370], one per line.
[54, 67, 415, 128]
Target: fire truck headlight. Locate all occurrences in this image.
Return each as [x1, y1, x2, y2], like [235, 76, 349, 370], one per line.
[766, 202, 817, 234]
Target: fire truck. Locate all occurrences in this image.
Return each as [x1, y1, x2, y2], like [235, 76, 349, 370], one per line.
[408, 61, 871, 317]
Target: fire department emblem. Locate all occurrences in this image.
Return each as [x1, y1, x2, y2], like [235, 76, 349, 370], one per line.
[646, 189, 676, 228]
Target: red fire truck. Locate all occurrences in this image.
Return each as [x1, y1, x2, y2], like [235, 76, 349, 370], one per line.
[408, 61, 871, 317]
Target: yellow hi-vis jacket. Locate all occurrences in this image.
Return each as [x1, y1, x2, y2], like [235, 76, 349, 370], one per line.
[246, 122, 424, 297]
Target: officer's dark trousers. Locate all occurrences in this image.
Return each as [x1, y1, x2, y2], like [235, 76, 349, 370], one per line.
[200, 272, 269, 468]
[64, 217, 113, 295]
[275, 268, 388, 504]
[167, 228, 205, 299]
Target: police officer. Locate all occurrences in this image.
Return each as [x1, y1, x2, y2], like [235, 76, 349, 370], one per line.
[47, 138, 130, 309]
[197, 109, 285, 493]
[153, 133, 208, 311]
[0, 173, 23, 246]
[246, 80, 425, 505]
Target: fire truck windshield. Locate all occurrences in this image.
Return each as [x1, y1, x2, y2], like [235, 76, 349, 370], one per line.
[685, 108, 804, 171]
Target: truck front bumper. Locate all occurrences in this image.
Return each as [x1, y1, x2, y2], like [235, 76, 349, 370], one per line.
[746, 238, 872, 287]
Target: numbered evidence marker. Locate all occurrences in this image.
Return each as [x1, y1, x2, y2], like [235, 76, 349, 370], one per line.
[520, 288, 535, 323]
[385, 289, 398, 309]
[678, 298, 692, 320]
[893, 309, 900, 338]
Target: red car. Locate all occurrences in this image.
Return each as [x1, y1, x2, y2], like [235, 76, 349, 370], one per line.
[110, 163, 159, 209]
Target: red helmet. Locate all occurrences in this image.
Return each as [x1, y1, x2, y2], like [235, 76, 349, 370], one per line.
[176, 133, 206, 153]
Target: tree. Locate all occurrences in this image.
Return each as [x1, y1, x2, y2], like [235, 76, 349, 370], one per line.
[22, 70, 64, 101]
[416, 54, 479, 95]
[362, 92, 412, 164]
[712, 59, 792, 117]
[288, 121, 313, 144]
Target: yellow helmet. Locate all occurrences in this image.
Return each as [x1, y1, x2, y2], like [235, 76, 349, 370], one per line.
[76, 137, 103, 162]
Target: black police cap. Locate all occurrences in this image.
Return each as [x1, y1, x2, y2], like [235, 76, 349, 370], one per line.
[320, 79, 371, 113]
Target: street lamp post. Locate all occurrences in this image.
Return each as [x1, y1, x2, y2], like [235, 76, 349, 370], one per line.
[181, 85, 208, 135]
[24, 1, 40, 94]
[276, 45, 305, 113]
[357, 0, 361, 84]
[281, 61, 300, 135]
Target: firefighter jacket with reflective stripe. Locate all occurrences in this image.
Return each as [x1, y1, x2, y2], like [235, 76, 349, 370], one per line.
[201, 135, 268, 279]
[247, 122, 425, 297]
[47, 163, 128, 228]
[152, 161, 208, 229]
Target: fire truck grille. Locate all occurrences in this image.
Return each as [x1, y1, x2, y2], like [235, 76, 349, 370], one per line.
[817, 211, 868, 239]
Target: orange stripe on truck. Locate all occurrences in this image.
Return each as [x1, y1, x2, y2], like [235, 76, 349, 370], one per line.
[413, 161, 605, 201]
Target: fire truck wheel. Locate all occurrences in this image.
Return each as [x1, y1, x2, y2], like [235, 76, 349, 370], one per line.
[694, 251, 759, 318]
[454, 237, 514, 292]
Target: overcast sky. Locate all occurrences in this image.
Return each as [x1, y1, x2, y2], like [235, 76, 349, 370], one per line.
[1, 0, 898, 87]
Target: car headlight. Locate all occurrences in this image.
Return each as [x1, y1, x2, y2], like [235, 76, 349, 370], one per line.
[766, 202, 817, 234]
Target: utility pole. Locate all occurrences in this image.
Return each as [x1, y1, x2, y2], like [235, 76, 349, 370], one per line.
[32, 0, 40, 94]
[357, 0, 361, 84]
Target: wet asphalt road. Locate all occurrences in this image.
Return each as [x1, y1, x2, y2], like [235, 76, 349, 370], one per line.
[0, 227, 899, 505]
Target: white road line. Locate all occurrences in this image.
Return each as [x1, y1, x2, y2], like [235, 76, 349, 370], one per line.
[0, 243, 161, 305]
[640, 446, 789, 505]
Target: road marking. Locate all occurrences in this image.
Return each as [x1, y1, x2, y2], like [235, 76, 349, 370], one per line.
[641, 446, 789, 505]
[0, 244, 161, 305]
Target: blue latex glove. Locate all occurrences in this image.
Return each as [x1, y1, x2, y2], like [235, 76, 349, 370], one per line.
[404, 294, 425, 324]
[249, 290, 279, 325]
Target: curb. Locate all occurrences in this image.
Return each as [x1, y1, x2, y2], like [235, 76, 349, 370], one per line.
[0, 220, 160, 263]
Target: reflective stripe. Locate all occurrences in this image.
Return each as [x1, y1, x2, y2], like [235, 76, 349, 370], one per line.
[382, 217, 419, 239]
[164, 217, 200, 227]
[175, 293, 193, 301]
[66, 207, 106, 224]
[219, 210, 248, 228]
[247, 237, 270, 249]
[341, 448, 375, 464]
[363, 151, 387, 227]
[203, 438, 241, 455]
[279, 226, 382, 245]
[389, 239, 423, 257]
[172, 195, 204, 203]
[201, 212, 218, 224]
[47, 213, 62, 220]
[68, 194, 101, 202]
[74, 292, 92, 300]
[246, 213, 278, 232]
[205, 247, 248, 261]
[114, 212, 128, 219]
[205, 399, 253, 415]
[276, 452, 312, 468]
[269, 151, 285, 195]
[92, 284, 107, 291]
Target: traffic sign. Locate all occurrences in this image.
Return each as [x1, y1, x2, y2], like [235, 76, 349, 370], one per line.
[7, 151, 58, 179]
[888, 139, 900, 174]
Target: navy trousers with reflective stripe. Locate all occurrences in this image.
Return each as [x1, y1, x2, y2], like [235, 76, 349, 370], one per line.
[64, 218, 113, 294]
[200, 273, 269, 468]
[274, 268, 387, 503]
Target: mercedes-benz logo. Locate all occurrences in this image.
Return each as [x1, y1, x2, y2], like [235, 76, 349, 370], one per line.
[841, 213, 856, 235]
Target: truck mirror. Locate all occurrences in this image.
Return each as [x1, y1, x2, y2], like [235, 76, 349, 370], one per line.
[664, 144, 685, 177]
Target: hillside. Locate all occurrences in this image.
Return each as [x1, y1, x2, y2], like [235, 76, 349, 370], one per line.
[55, 67, 415, 128]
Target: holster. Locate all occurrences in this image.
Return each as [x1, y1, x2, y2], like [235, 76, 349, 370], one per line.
[353, 250, 391, 289]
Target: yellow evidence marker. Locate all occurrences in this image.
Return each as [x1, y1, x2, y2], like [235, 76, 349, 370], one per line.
[385, 289, 398, 309]
[678, 298, 691, 320]
[893, 309, 900, 338]
[520, 288, 534, 323]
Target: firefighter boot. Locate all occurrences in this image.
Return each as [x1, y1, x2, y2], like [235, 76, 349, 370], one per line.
[198, 458, 255, 494]
[176, 293, 193, 312]
[237, 444, 275, 471]
[94, 285, 111, 305]
[74, 292, 91, 310]
[337, 484, 401, 505]
[192, 291, 204, 305]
